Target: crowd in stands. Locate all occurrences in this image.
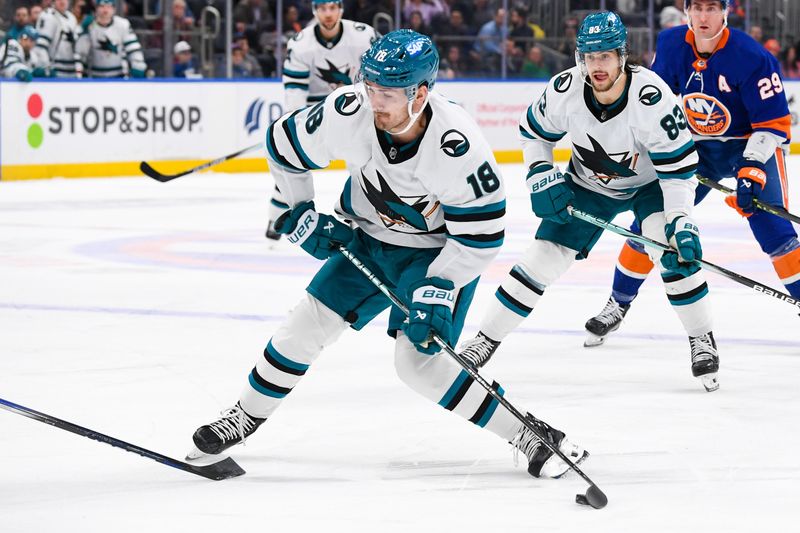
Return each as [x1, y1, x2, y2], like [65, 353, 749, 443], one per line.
[1, 0, 800, 80]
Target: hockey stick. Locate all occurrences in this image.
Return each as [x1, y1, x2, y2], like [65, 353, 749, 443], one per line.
[696, 175, 800, 224]
[338, 245, 608, 510]
[568, 207, 800, 310]
[0, 396, 245, 481]
[140, 142, 262, 182]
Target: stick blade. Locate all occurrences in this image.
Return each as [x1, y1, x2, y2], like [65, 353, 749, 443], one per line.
[188, 456, 246, 480]
[576, 485, 608, 509]
[140, 161, 178, 182]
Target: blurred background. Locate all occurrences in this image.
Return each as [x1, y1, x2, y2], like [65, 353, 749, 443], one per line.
[2, 0, 799, 80]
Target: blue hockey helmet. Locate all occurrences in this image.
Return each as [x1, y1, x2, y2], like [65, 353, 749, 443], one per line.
[360, 30, 439, 94]
[576, 11, 628, 55]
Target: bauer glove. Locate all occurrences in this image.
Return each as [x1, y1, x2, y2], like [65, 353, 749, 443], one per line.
[274, 201, 353, 260]
[527, 163, 574, 224]
[403, 277, 455, 355]
[661, 215, 702, 276]
[735, 158, 767, 215]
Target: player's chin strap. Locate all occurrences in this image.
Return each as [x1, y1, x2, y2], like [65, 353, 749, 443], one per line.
[386, 92, 431, 135]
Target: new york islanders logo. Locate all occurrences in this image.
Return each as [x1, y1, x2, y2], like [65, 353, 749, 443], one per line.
[682, 92, 732, 136]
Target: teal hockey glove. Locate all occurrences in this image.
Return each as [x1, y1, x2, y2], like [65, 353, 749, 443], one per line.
[527, 163, 574, 224]
[129, 68, 147, 79]
[661, 215, 702, 275]
[15, 69, 32, 82]
[274, 201, 353, 260]
[403, 277, 455, 355]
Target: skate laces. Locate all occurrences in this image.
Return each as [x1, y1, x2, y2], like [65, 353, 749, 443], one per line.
[459, 333, 498, 366]
[596, 298, 625, 326]
[511, 420, 544, 468]
[208, 404, 257, 445]
[690, 334, 717, 363]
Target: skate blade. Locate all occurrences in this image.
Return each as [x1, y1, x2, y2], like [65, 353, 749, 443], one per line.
[186, 446, 218, 461]
[583, 333, 606, 348]
[699, 373, 719, 392]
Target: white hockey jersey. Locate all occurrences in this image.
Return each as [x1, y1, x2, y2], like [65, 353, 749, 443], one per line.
[282, 20, 378, 111]
[520, 66, 699, 218]
[0, 38, 32, 79]
[32, 7, 81, 78]
[265, 87, 506, 288]
[77, 16, 146, 78]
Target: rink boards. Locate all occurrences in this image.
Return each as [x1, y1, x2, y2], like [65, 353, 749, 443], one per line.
[1, 78, 800, 180]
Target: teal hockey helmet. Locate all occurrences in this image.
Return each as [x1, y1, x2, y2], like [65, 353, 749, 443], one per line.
[576, 11, 628, 55]
[312, 0, 342, 5]
[359, 30, 439, 94]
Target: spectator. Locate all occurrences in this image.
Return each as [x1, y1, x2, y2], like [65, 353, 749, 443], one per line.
[439, 43, 467, 78]
[283, 4, 303, 35]
[5, 6, 30, 43]
[151, 0, 195, 47]
[436, 9, 473, 55]
[508, 6, 533, 55]
[403, 0, 447, 27]
[345, 0, 388, 27]
[473, 7, 504, 59]
[173, 40, 202, 78]
[557, 15, 578, 63]
[470, 0, 494, 29]
[408, 10, 432, 37]
[763, 38, 781, 60]
[784, 43, 800, 78]
[71, 0, 92, 29]
[234, 0, 275, 50]
[230, 42, 257, 77]
[748, 25, 763, 44]
[521, 44, 551, 78]
[234, 32, 263, 77]
[659, 0, 686, 29]
[503, 37, 523, 75]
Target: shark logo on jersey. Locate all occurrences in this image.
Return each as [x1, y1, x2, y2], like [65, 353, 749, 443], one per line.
[573, 134, 637, 184]
[334, 92, 361, 116]
[360, 169, 435, 231]
[682, 92, 732, 136]
[440, 129, 470, 157]
[638, 85, 662, 106]
[99, 36, 118, 54]
[554, 72, 573, 93]
[317, 59, 352, 86]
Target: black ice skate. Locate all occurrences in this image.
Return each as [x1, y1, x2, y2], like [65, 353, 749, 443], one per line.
[584, 296, 630, 347]
[458, 332, 501, 368]
[187, 402, 266, 460]
[511, 413, 588, 479]
[266, 221, 282, 241]
[689, 332, 720, 392]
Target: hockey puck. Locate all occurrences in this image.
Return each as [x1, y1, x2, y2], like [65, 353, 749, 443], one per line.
[575, 494, 590, 506]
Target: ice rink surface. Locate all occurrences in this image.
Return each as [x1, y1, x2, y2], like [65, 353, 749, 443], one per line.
[1, 160, 799, 532]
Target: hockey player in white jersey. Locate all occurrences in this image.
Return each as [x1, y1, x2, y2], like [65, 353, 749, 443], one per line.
[266, 0, 378, 241]
[76, 0, 146, 78]
[31, 0, 81, 78]
[188, 30, 588, 479]
[1, 26, 37, 81]
[458, 12, 721, 392]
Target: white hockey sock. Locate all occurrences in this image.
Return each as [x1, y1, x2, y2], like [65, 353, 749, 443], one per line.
[240, 295, 348, 418]
[661, 266, 713, 336]
[394, 334, 521, 442]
